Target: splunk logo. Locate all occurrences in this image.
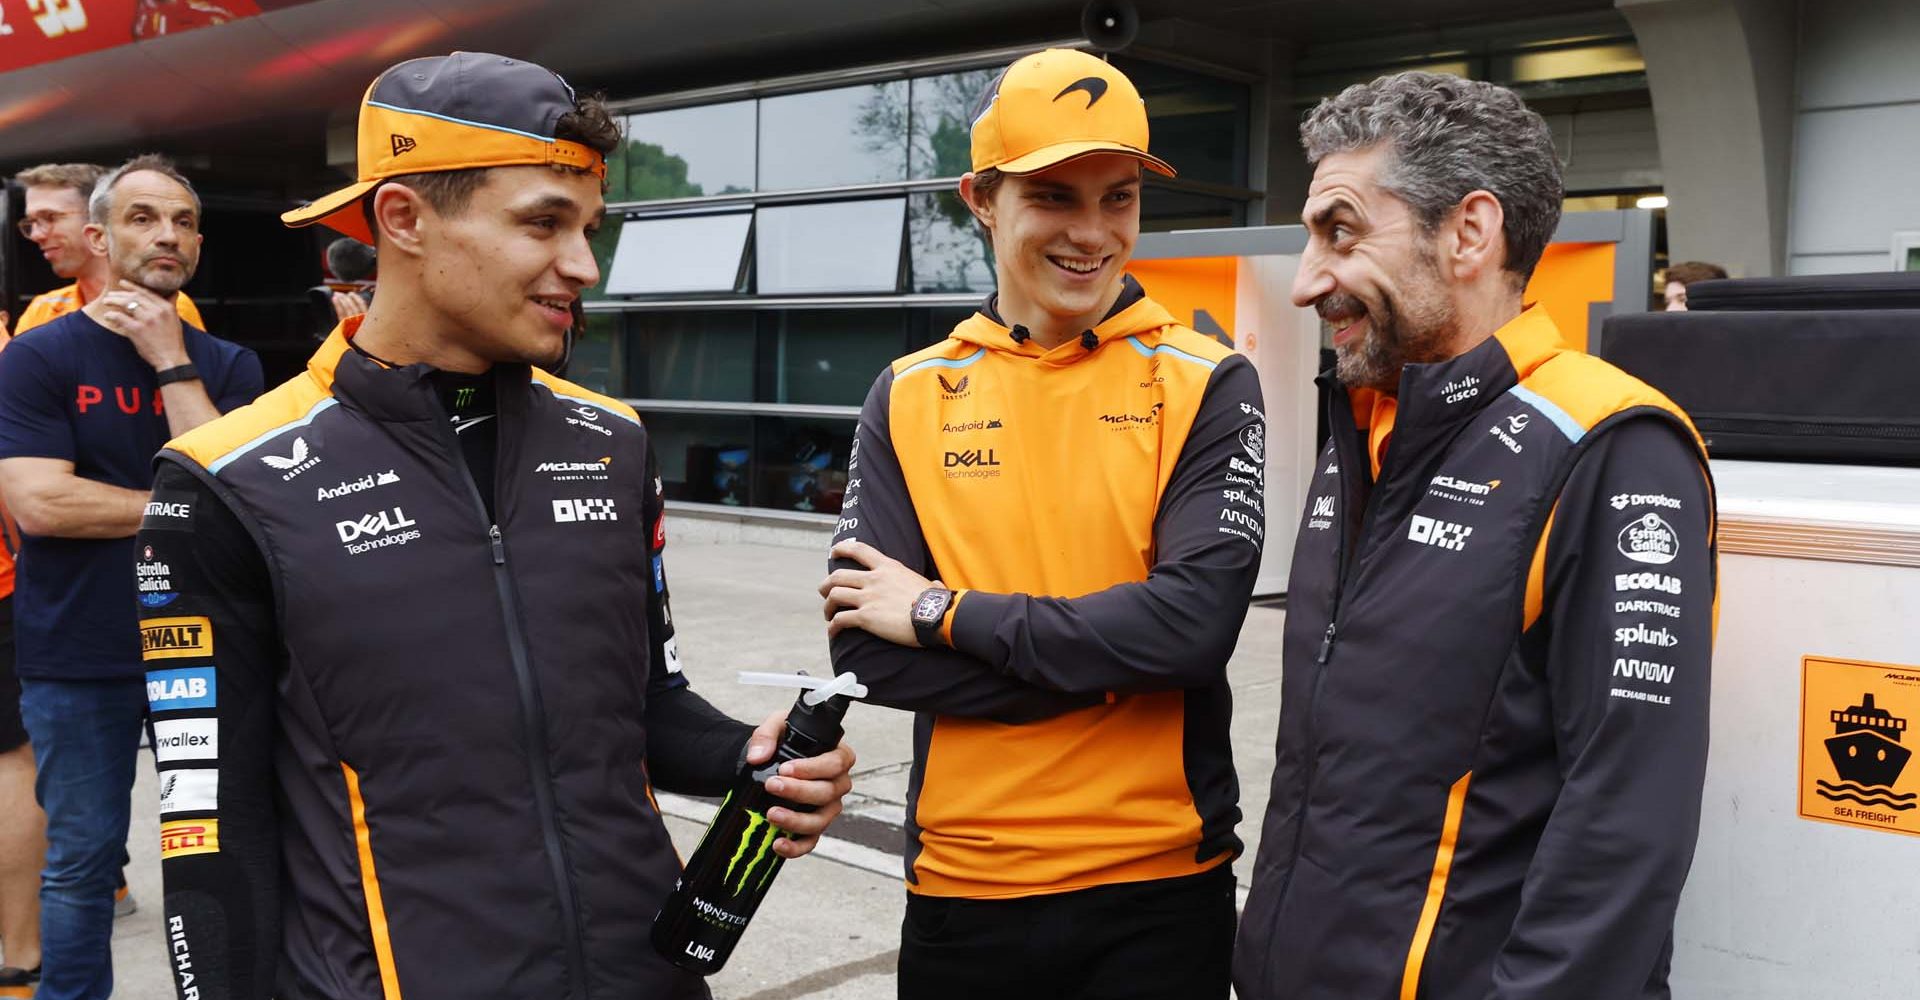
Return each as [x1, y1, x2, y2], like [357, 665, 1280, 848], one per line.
[724, 808, 784, 896]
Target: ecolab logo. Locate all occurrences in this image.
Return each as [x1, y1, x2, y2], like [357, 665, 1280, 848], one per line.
[1615, 572, 1683, 594]
[1614, 623, 1678, 648]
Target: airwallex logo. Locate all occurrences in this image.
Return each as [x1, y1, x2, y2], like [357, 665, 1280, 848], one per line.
[335, 507, 420, 555]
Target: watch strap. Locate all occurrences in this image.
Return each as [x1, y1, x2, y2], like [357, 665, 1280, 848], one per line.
[155, 363, 201, 386]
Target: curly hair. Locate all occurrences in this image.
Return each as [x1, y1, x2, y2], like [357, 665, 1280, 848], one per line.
[1301, 71, 1564, 283]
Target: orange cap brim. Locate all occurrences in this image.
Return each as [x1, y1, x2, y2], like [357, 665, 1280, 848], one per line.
[282, 179, 381, 244]
[995, 139, 1176, 178]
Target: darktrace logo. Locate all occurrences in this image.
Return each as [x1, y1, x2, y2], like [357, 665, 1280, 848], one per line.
[943, 448, 1001, 480]
[391, 134, 416, 156]
[1099, 401, 1163, 429]
[937, 374, 971, 400]
[1053, 76, 1110, 108]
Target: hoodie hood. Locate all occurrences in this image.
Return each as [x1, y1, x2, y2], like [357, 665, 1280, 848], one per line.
[954, 275, 1179, 366]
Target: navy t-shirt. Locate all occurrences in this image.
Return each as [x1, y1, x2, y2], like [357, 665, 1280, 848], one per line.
[0, 309, 263, 680]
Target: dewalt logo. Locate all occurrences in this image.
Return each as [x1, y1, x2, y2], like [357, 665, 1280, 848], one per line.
[141, 617, 212, 661]
[723, 808, 784, 895]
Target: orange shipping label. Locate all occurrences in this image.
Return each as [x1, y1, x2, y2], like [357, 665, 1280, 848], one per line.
[160, 819, 220, 859]
[1798, 655, 1920, 837]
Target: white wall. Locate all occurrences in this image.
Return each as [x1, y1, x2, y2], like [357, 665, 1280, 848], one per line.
[1788, 0, 1920, 275]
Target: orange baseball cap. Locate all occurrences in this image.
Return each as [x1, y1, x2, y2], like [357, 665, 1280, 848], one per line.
[283, 52, 607, 244]
[969, 48, 1174, 178]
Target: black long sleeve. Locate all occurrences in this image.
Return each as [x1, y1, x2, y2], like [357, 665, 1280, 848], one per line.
[944, 354, 1267, 694]
[638, 442, 752, 795]
[141, 460, 282, 1000]
[1491, 417, 1716, 997]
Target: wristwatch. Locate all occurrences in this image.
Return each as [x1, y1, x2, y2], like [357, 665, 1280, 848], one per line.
[910, 587, 955, 648]
[154, 363, 201, 386]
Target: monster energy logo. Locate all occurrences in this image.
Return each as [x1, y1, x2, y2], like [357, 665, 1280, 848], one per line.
[722, 806, 784, 895]
[453, 387, 476, 410]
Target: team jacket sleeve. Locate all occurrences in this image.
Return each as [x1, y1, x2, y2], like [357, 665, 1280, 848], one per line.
[943, 353, 1267, 695]
[140, 459, 283, 1000]
[1490, 417, 1716, 998]
[638, 441, 754, 796]
[828, 368, 1104, 724]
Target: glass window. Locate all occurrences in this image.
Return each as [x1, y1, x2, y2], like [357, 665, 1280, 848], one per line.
[627, 312, 756, 402]
[605, 212, 752, 295]
[758, 82, 909, 190]
[754, 416, 855, 514]
[640, 411, 756, 505]
[909, 69, 1001, 179]
[617, 101, 756, 201]
[908, 191, 995, 293]
[755, 198, 906, 294]
[769, 310, 904, 406]
[1141, 188, 1246, 232]
[565, 313, 624, 395]
[1113, 58, 1251, 189]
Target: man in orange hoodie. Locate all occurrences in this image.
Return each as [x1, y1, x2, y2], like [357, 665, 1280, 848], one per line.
[820, 49, 1266, 1000]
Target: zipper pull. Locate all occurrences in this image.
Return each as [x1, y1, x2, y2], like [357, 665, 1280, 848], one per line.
[1316, 622, 1337, 664]
[489, 524, 506, 565]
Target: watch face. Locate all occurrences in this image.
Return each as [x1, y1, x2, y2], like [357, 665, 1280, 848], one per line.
[913, 590, 947, 623]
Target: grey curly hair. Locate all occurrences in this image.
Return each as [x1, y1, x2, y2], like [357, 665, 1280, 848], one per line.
[1300, 71, 1563, 284]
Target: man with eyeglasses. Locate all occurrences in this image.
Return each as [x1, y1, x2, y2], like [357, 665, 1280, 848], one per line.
[11, 164, 205, 337]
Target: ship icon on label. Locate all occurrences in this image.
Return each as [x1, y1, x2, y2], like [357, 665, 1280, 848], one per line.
[1816, 692, 1915, 811]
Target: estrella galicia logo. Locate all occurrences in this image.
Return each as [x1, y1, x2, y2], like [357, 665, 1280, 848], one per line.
[1618, 512, 1679, 565]
[1053, 76, 1109, 109]
[937, 374, 971, 400]
[391, 134, 417, 156]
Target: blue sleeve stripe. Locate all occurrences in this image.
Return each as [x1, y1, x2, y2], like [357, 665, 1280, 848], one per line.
[206, 398, 339, 474]
[1507, 384, 1587, 443]
[898, 348, 987, 378]
[1125, 336, 1219, 371]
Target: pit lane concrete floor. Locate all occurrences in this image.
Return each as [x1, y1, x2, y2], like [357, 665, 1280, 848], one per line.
[111, 535, 1286, 998]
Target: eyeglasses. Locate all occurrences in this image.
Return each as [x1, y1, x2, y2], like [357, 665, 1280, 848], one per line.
[16, 211, 76, 238]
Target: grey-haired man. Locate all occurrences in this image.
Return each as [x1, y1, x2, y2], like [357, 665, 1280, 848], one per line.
[1235, 72, 1717, 999]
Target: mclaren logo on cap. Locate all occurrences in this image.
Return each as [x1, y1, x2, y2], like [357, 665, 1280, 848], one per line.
[1053, 76, 1109, 109]
[391, 134, 417, 156]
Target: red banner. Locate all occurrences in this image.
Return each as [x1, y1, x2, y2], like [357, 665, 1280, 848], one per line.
[0, 0, 273, 73]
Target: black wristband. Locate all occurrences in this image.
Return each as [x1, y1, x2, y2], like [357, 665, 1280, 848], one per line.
[155, 363, 200, 386]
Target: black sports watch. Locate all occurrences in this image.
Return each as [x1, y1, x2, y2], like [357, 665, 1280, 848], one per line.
[910, 587, 955, 648]
[154, 363, 201, 386]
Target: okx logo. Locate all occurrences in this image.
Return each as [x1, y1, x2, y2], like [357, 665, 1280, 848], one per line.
[552, 498, 618, 523]
[725, 808, 784, 895]
[1408, 514, 1473, 552]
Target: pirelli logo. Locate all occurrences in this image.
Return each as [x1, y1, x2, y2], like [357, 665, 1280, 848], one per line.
[160, 819, 219, 859]
[141, 617, 213, 661]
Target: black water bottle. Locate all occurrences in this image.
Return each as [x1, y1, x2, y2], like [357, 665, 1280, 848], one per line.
[651, 674, 859, 974]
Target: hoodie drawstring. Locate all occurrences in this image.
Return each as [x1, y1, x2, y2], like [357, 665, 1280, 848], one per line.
[1079, 330, 1099, 351]
[1010, 325, 1031, 344]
